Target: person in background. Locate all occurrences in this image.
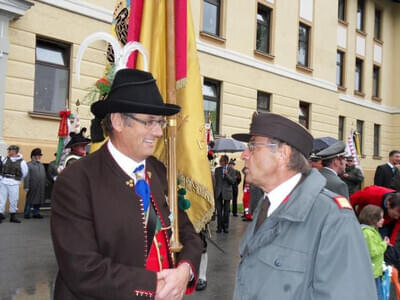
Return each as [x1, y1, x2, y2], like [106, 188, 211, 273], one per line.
[46, 153, 58, 198]
[317, 141, 349, 199]
[62, 128, 91, 168]
[228, 159, 241, 217]
[374, 150, 400, 188]
[341, 156, 364, 195]
[24, 148, 46, 219]
[308, 152, 323, 170]
[214, 155, 235, 233]
[359, 205, 390, 300]
[351, 185, 400, 245]
[0, 145, 28, 224]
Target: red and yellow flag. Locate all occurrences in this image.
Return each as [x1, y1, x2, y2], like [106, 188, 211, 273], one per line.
[112, 0, 214, 232]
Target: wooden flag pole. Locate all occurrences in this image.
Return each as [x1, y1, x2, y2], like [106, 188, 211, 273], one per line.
[166, 0, 182, 253]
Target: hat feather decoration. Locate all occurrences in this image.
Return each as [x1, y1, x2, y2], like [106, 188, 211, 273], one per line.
[75, 32, 149, 104]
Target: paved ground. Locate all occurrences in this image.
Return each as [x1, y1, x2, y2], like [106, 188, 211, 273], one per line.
[0, 212, 249, 300]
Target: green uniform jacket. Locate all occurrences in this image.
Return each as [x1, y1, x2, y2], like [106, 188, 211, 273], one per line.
[234, 169, 377, 300]
[361, 225, 387, 278]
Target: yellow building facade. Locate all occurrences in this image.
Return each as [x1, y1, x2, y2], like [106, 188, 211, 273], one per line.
[1, 0, 400, 210]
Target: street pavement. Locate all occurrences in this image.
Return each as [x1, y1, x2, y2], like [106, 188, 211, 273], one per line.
[0, 212, 249, 300]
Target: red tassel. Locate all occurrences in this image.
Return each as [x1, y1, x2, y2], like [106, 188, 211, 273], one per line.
[58, 110, 71, 137]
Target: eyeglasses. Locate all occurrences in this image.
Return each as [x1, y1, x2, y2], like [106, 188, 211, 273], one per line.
[125, 114, 168, 129]
[247, 141, 278, 152]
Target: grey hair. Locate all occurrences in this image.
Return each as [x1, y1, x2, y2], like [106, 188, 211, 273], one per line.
[269, 138, 310, 175]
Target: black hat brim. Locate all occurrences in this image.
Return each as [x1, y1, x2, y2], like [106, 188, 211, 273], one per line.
[232, 133, 251, 143]
[91, 98, 181, 119]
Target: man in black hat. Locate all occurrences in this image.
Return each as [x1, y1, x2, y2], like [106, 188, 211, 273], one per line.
[51, 69, 202, 300]
[228, 159, 241, 217]
[316, 140, 350, 199]
[61, 128, 91, 168]
[232, 112, 376, 299]
[0, 145, 28, 223]
[24, 148, 46, 219]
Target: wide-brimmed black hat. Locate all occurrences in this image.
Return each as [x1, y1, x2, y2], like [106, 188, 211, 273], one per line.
[91, 69, 181, 119]
[65, 128, 91, 149]
[232, 112, 314, 157]
[31, 148, 43, 157]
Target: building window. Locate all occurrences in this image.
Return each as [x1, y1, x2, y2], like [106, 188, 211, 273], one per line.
[336, 50, 345, 87]
[357, 0, 364, 31]
[338, 116, 345, 141]
[338, 0, 346, 21]
[374, 9, 382, 40]
[356, 119, 364, 155]
[374, 124, 380, 157]
[202, 0, 221, 36]
[34, 38, 70, 114]
[355, 58, 363, 93]
[299, 101, 310, 129]
[256, 4, 272, 54]
[298, 23, 310, 67]
[203, 78, 221, 134]
[257, 91, 270, 113]
[373, 65, 380, 98]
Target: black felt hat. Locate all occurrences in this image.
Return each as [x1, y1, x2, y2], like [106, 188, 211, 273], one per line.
[30, 148, 43, 157]
[232, 112, 314, 157]
[65, 128, 91, 149]
[91, 69, 181, 119]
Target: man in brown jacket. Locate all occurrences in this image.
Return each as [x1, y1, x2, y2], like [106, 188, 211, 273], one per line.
[51, 69, 202, 300]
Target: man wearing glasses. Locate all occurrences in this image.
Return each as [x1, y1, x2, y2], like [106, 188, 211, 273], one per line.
[232, 112, 375, 299]
[51, 69, 202, 300]
[316, 140, 350, 199]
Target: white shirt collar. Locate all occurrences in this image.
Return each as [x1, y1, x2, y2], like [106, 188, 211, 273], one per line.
[387, 162, 395, 168]
[107, 140, 145, 182]
[266, 173, 302, 216]
[323, 166, 337, 176]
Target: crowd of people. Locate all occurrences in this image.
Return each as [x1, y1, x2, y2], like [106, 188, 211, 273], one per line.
[4, 67, 400, 300]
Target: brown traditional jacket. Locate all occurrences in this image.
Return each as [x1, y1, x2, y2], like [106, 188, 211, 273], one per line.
[51, 144, 202, 299]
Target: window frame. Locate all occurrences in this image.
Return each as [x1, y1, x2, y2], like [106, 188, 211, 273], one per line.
[297, 22, 311, 69]
[255, 3, 272, 55]
[256, 91, 271, 113]
[202, 0, 221, 37]
[373, 123, 380, 157]
[338, 116, 345, 141]
[336, 50, 345, 87]
[203, 78, 221, 135]
[373, 65, 380, 99]
[355, 58, 363, 94]
[338, 0, 346, 22]
[299, 101, 310, 129]
[356, 0, 365, 32]
[34, 38, 71, 116]
[374, 8, 382, 41]
[356, 119, 364, 155]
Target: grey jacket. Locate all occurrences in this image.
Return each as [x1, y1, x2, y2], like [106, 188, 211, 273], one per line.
[341, 165, 364, 195]
[320, 167, 349, 199]
[214, 166, 235, 200]
[234, 169, 376, 300]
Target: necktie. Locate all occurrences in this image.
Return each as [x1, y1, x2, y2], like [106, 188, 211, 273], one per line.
[254, 195, 270, 233]
[133, 164, 150, 212]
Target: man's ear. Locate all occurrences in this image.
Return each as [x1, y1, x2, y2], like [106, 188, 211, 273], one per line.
[110, 113, 124, 133]
[279, 144, 291, 161]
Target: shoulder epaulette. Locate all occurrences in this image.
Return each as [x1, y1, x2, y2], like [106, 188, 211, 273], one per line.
[333, 196, 353, 210]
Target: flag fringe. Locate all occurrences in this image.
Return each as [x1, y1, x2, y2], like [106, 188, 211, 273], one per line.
[176, 78, 187, 90]
[178, 171, 214, 232]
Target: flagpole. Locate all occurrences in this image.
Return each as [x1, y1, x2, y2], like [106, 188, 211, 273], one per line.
[166, 0, 182, 253]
